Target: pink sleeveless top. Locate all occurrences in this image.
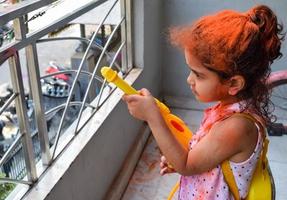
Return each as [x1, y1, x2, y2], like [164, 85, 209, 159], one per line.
[179, 102, 264, 200]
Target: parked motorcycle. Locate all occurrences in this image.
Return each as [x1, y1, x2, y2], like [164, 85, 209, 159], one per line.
[0, 22, 14, 47]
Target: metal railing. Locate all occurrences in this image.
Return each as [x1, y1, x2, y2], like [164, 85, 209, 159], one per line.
[0, 0, 132, 187]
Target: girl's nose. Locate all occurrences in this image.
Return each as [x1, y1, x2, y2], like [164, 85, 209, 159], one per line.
[187, 72, 195, 86]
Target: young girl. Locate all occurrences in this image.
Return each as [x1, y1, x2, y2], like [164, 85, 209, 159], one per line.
[122, 5, 284, 199]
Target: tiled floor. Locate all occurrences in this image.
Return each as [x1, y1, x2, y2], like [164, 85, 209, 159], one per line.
[122, 99, 287, 200]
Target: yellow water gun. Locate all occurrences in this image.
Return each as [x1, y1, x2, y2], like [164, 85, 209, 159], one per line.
[101, 67, 192, 149]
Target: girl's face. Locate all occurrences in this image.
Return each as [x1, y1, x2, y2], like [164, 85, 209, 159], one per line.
[185, 50, 231, 103]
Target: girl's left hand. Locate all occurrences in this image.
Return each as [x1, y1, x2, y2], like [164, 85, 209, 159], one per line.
[160, 155, 176, 175]
[122, 88, 159, 121]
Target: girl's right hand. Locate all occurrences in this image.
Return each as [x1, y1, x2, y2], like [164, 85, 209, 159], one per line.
[160, 155, 176, 175]
[122, 88, 159, 122]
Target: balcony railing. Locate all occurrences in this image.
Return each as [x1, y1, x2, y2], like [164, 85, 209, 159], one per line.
[0, 0, 132, 191]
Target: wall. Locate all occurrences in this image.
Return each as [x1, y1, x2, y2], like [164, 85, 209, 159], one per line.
[132, 0, 163, 96]
[44, 103, 143, 200]
[162, 0, 287, 99]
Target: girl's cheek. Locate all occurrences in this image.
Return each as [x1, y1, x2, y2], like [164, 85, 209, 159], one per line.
[214, 84, 228, 96]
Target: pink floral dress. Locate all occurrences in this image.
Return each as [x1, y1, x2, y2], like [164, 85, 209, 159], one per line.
[179, 102, 264, 200]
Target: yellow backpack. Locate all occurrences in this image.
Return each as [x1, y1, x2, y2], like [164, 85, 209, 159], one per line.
[167, 113, 275, 200]
[221, 113, 275, 200]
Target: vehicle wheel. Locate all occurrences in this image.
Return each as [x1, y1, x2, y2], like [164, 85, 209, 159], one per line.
[0, 37, 3, 47]
[267, 71, 287, 136]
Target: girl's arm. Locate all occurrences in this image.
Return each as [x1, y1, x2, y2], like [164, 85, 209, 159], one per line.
[183, 115, 258, 175]
[123, 89, 258, 176]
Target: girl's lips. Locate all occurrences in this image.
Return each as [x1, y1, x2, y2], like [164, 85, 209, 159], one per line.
[191, 87, 198, 95]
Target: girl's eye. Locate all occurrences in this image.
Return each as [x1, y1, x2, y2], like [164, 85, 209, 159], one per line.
[193, 72, 202, 79]
[189, 69, 204, 79]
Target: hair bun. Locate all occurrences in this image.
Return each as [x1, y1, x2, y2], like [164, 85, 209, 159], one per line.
[246, 5, 271, 31]
[246, 5, 285, 61]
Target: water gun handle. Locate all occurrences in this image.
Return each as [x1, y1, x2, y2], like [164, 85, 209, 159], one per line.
[101, 67, 192, 149]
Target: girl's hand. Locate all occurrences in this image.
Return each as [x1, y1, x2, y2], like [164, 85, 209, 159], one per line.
[122, 88, 159, 121]
[160, 155, 176, 175]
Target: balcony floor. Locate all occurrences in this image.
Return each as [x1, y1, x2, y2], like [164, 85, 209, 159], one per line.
[122, 100, 287, 200]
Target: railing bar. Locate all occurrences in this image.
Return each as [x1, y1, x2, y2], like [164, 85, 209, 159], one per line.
[26, 43, 51, 165]
[0, 135, 22, 166]
[0, 49, 18, 66]
[0, 93, 18, 114]
[0, 177, 32, 185]
[0, 0, 53, 26]
[20, 154, 25, 178]
[13, 160, 17, 179]
[13, 16, 27, 40]
[109, 41, 125, 72]
[51, 0, 119, 159]
[15, 158, 20, 178]
[96, 79, 108, 110]
[12, 159, 16, 179]
[9, 52, 37, 182]
[73, 17, 124, 134]
[45, 101, 96, 117]
[125, 0, 133, 70]
[36, 37, 88, 43]
[95, 41, 125, 108]
[120, 0, 127, 73]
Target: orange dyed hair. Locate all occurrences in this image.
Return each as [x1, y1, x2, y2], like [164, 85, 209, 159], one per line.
[170, 5, 285, 122]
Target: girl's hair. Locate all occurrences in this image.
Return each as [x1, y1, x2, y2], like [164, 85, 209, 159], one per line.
[170, 5, 285, 123]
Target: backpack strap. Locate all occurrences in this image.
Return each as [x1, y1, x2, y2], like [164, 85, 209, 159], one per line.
[233, 113, 269, 169]
[222, 160, 240, 200]
[221, 112, 269, 200]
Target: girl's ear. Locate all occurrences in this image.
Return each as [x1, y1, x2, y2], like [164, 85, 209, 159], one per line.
[228, 75, 245, 96]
